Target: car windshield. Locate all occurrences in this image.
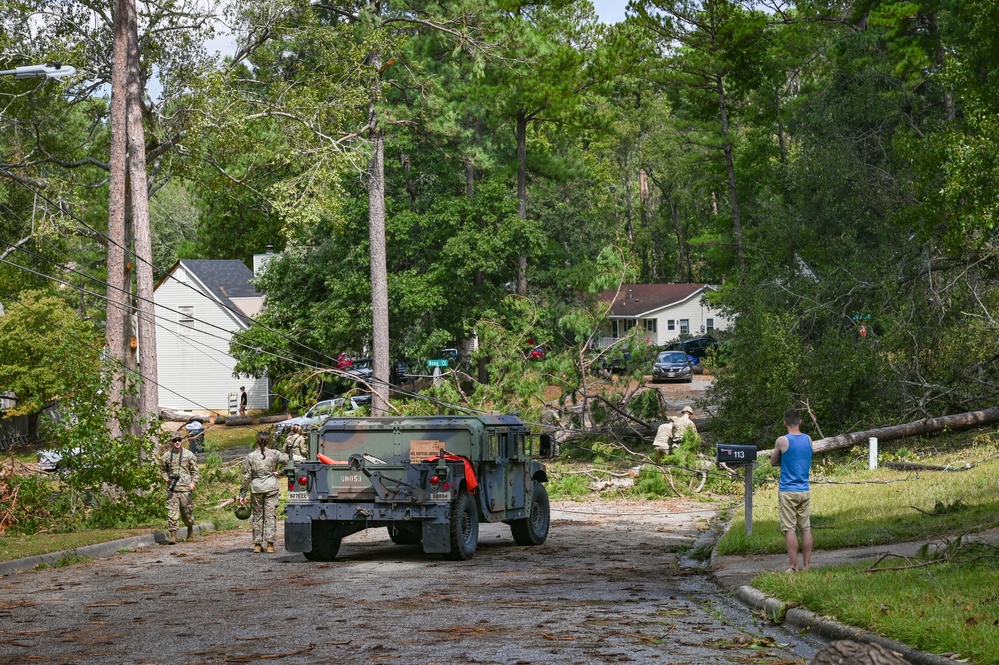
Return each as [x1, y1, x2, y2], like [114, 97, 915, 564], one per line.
[658, 352, 688, 364]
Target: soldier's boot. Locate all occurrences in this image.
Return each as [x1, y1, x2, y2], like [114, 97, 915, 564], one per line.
[185, 525, 196, 541]
[266, 542, 276, 553]
[253, 543, 262, 553]
[167, 531, 177, 545]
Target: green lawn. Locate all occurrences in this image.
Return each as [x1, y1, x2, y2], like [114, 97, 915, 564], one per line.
[717, 447, 999, 555]
[726, 437, 999, 665]
[754, 563, 999, 664]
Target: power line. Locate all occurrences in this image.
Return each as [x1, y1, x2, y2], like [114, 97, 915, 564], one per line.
[0, 167, 344, 368]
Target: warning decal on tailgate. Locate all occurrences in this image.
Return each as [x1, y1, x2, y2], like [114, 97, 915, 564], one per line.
[410, 439, 444, 463]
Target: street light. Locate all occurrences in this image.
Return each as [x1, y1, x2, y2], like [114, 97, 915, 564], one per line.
[0, 63, 76, 79]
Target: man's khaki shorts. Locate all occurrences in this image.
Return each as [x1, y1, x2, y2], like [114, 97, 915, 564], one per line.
[778, 491, 811, 533]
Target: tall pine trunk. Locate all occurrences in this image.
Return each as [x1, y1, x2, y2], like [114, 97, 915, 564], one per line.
[368, 52, 390, 417]
[105, 0, 131, 440]
[515, 110, 528, 296]
[125, 0, 158, 431]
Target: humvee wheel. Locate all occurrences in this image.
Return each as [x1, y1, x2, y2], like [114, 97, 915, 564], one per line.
[511, 482, 550, 546]
[387, 524, 422, 545]
[444, 491, 478, 560]
[303, 522, 341, 561]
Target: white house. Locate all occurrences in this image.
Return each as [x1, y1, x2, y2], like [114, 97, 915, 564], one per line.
[153, 258, 270, 413]
[596, 283, 733, 348]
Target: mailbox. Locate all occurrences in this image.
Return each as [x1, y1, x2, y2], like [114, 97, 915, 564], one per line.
[716, 444, 757, 464]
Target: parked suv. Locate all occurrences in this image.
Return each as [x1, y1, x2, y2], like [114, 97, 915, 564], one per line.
[664, 335, 718, 360]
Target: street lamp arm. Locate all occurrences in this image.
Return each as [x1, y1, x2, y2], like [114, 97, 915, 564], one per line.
[0, 63, 77, 79]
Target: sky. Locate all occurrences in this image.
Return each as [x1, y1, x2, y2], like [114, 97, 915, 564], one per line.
[592, 0, 628, 24]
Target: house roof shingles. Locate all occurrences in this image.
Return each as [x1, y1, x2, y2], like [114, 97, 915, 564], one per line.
[155, 259, 260, 327]
[597, 283, 708, 317]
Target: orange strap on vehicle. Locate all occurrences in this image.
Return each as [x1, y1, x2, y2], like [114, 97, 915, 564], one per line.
[426, 454, 478, 493]
[317, 453, 347, 465]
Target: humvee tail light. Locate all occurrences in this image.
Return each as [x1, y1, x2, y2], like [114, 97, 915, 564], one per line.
[287, 479, 295, 491]
[298, 476, 308, 486]
[442, 482, 450, 491]
[429, 475, 440, 485]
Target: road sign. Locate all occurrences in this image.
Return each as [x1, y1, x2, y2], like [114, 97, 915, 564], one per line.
[427, 359, 449, 368]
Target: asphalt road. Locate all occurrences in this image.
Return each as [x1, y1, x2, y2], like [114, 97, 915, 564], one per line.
[0, 499, 824, 665]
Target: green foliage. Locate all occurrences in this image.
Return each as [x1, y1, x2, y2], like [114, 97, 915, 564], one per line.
[0, 474, 71, 536]
[0, 291, 102, 417]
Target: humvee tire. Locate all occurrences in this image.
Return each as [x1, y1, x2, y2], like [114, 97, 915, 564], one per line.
[444, 491, 478, 560]
[387, 524, 422, 545]
[511, 482, 551, 546]
[303, 522, 341, 561]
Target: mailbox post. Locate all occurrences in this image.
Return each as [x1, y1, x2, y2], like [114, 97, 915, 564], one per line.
[716, 444, 759, 536]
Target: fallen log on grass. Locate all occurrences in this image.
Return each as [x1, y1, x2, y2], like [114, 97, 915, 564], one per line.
[760, 406, 999, 458]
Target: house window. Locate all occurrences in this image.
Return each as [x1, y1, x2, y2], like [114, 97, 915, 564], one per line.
[178, 306, 194, 335]
[706, 318, 714, 332]
[667, 319, 675, 332]
[643, 320, 657, 333]
[679, 319, 689, 334]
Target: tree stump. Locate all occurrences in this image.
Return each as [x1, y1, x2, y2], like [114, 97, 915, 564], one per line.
[808, 640, 908, 665]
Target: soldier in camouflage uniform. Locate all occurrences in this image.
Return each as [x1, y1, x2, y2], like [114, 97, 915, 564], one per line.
[162, 433, 200, 544]
[284, 424, 307, 462]
[239, 431, 289, 553]
[671, 406, 698, 449]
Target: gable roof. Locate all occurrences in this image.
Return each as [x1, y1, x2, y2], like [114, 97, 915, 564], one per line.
[155, 259, 260, 328]
[597, 283, 710, 318]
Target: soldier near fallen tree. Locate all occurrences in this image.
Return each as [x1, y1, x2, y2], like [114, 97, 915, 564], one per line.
[284, 424, 307, 462]
[671, 406, 698, 449]
[162, 433, 200, 544]
[239, 431, 289, 553]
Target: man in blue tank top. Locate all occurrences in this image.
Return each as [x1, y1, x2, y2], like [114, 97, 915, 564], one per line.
[770, 408, 815, 572]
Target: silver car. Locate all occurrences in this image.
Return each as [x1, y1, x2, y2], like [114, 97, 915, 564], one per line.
[274, 395, 372, 434]
[652, 351, 693, 383]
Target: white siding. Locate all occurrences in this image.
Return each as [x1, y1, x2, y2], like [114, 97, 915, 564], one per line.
[650, 294, 733, 346]
[153, 272, 269, 412]
[600, 289, 734, 348]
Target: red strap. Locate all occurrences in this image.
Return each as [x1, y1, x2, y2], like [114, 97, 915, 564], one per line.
[317, 453, 347, 465]
[426, 454, 478, 493]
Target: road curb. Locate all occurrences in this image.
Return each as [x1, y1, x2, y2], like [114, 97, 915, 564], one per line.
[0, 522, 215, 577]
[733, 584, 962, 665]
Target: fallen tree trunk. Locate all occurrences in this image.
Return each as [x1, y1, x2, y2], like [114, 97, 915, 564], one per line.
[761, 406, 999, 457]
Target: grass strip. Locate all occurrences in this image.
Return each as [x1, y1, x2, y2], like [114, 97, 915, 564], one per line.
[754, 563, 999, 664]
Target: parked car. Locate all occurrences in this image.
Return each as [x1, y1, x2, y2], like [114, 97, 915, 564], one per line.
[38, 446, 82, 473]
[663, 335, 718, 360]
[528, 345, 546, 361]
[344, 358, 373, 382]
[592, 349, 631, 374]
[651, 350, 693, 383]
[274, 395, 372, 435]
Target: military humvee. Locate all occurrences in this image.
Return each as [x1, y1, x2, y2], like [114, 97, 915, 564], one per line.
[283, 415, 554, 561]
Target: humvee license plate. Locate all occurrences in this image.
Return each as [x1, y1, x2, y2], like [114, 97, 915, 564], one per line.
[287, 491, 309, 501]
[430, 492, 451, 501]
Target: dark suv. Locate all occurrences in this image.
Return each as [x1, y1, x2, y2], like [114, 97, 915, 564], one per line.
[665, 335, 718, 360]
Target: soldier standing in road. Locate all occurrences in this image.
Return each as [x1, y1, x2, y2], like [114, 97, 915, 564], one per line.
[162, 433, 200, 545]
[285, 424, 307, 462]
[671, 406, 698, 449]
[770, 408, 815, 573]
[239, 431, 289, 553]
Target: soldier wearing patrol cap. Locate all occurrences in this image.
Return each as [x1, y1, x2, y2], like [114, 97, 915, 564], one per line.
[161, 432, 200, 545]
[671, 405, 698, 449]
